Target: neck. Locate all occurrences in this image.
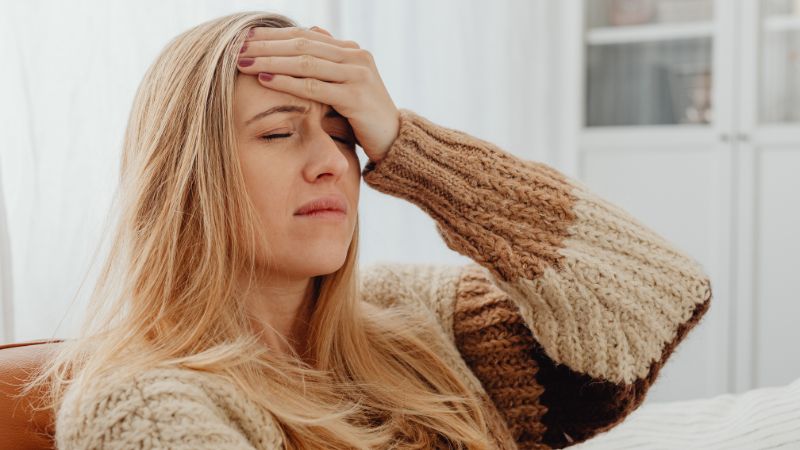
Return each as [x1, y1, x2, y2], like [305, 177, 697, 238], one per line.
[239, 271, 318, 359]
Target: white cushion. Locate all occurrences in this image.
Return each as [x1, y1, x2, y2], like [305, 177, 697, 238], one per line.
[575, 377, 800, 450]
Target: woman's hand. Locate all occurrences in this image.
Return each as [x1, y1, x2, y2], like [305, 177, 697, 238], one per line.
[237, 26, 400, 164]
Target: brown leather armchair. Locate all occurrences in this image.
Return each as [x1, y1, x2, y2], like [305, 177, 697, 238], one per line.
[0, 339, 64, 450]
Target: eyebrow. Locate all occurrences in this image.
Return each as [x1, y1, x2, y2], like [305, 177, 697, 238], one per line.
[245, 104, 343, 126]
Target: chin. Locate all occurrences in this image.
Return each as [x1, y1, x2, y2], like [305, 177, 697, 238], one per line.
[297, 247, 349, 277]
[316, 254, 349, 275]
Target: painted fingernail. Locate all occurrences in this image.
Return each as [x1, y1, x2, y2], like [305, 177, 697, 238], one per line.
[238, 57, 254, 67]
[246, 28, 255, 38]
[259, 72, 274, 82]
[239, 42, 248, 53]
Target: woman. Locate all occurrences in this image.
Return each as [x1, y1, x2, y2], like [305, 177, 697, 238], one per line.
[20, 10, 712, 450]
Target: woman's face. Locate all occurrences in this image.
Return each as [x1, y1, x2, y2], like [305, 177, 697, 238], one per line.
[233, 72, 361, 280]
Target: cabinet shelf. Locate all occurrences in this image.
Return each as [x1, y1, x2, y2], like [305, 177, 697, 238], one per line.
[764, 15, 800, 32]
[586, 22, 714, 45]
[579, 124, 715, 149]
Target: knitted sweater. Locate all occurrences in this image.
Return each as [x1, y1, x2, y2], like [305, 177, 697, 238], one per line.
[55, 108, 713, 450]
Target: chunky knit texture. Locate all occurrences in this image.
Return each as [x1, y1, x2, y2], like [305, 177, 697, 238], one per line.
[55, 108, 712, 449]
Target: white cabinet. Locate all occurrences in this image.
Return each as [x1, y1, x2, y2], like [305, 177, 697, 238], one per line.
[557, 0, 800, 403]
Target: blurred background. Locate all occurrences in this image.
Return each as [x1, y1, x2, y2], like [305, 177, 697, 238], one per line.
[1, 0, 798, 407]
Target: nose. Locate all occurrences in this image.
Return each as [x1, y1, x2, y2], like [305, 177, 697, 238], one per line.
[301, 127, 351, 183]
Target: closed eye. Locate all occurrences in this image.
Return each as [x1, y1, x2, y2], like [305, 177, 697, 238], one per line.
[260, 132, 355, 147]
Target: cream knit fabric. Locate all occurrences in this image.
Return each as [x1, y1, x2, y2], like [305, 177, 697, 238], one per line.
[56, 367, 284, 449]
[54, 108, 712, 449]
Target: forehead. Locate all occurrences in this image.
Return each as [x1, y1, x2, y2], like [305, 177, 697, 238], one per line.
[234, 73, 338, 125]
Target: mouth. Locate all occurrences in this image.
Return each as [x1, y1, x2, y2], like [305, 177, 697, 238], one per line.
[294, 195, 348, 217]
[295, 209, 347, 219]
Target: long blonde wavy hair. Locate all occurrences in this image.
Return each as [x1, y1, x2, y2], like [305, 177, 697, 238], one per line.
[18, 10, 497, 449]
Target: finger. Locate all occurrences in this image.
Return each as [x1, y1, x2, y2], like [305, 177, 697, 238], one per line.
[246, 26, 350, 49]
[307, 26, 360, 50]
[309, 25, 333, 37]
[238, 55, 361, 83]
[255, 73, 349, 108]
[240, 38, 352, 64]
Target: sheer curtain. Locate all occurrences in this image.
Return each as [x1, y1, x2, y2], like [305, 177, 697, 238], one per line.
[0, 0, 557, 343]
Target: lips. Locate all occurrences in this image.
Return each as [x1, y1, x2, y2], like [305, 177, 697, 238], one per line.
[294, 195, 348, 216]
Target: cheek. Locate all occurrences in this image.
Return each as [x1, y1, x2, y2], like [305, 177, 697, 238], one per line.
[239, 153, 291, 225]
[345, 152, 361, 196]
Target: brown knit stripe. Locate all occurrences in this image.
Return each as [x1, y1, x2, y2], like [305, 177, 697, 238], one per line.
[536, 278, 714, 448]
[453, 264, 550, 450]
[362, 108, 578, 284]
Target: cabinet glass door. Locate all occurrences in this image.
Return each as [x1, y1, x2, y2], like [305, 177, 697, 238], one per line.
[585, 0, 715, 127]
[760, 0, 800, 124]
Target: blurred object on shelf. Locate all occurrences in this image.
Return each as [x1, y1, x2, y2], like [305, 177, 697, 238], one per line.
[656, 0, 713, 23]
[667, 63, 713, 124]
[586, 37, 712, 126]
[609, 0, 656, 26]
[761, 26, 800, 123]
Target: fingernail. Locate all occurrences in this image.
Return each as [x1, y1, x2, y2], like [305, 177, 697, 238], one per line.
[259, 72, 274, 82]
[246, 28, 255, 38]
[239, 43, 248, 53]
[238, 57, 254, 67]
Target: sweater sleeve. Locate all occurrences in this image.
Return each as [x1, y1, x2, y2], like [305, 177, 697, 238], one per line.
[54, 367, 280, 450]
[360, 108, 713, 448]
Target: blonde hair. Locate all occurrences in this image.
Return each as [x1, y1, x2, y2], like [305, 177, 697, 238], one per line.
[18, 11, 496, 449]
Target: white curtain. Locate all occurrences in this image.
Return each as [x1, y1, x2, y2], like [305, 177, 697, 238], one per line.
[0, 0, 557, 343]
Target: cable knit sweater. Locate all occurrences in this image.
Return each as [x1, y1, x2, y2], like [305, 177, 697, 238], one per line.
[55, 108, 713, 449]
